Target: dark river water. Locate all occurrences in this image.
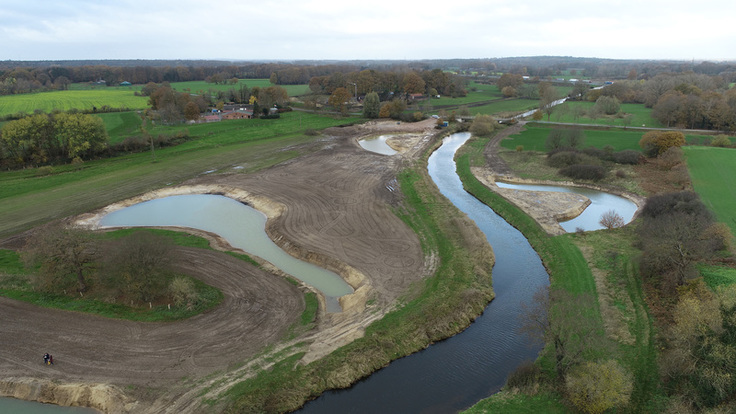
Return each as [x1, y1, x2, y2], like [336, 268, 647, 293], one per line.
[297, 132, 550, 413]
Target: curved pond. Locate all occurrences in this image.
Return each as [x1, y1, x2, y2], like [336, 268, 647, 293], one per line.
[297, 132, 550, 413]
[496, 182, 638, 232]
[357, 135, 398, 155]
[99, 194, 353, 312]
[0, 398, 96, 413]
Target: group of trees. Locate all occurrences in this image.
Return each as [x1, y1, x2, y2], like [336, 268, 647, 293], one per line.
[0, 61, 356, 95]
[22, 226, 201, 308]
[0, 112, 108, 169]
[581, 73, 736, 131]
[637, 191, 729, 293]
[310, 68, 467, 99]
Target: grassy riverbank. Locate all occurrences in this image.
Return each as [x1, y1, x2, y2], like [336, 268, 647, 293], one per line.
[221, 130, 497, 413]
[457, 134, 664, 413]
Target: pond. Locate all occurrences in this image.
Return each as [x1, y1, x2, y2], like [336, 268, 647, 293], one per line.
[495, 182, 638, 232]
[357, 135, 398, 155]
[99, 194, 353, 312]
[0, 398, 96, 414]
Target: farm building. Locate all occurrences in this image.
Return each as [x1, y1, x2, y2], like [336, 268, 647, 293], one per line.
[222, 110, 253, 120]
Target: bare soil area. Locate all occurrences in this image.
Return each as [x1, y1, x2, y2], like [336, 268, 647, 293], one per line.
[0, 119, 439, 413]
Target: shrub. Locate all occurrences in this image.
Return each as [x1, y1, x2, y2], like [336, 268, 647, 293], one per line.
[516, 145, 524, 152]
[169, 277, 199, 309]
[548, 151, 585, 168]
[639, 131, 686, 157]
[36, 166, 54, 176]
[582, 147, 606, 160]
[565, 360, 633, 414]
[640, 191, 712, 219]
[593, 95, 621, 115]
[615, 169, 627, 178]
[470, 114, 497, 137]
[304, 128, 319, 136]
[711, 134, 732, 148]
[506, 360, 541, 391]
[612, 150, 643, 165]
[559, 164, 607, 181]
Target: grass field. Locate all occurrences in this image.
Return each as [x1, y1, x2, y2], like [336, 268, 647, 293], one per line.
[467, 99, 538, 116]
[0, 112, 360, 238]
[550, 101, 662, 128]
[501, 124, 647, 152]
[431, 81, 503, 106]
[0, 89, 149, 118]
[96, 111, 143, 143]
[685, 146, 736, 236]
[502, 124, 716, 153]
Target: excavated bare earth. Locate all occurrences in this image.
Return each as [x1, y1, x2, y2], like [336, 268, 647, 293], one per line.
[0, 119, 439, 413]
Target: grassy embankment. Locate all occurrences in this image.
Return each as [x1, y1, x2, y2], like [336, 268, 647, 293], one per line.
[219, 130, 496, 413]
[457, 133, 664, 412]
[0, 111, 360, 238]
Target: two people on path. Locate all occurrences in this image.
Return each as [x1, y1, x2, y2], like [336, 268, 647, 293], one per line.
[43, 353, 53, 365]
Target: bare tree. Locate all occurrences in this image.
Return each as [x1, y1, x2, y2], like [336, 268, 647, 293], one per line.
[22, 223, 97, 292]
[599, 210, 625, 229]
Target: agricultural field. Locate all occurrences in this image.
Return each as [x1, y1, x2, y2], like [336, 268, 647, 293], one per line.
[0, 89, 148, 118]
[549, 101, 662, 128]
[685, 145, 736, 236]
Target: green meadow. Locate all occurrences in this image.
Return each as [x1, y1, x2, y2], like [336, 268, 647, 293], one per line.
[502, 124, 716, 153]
[550, 101, 662, 128]
[685, 146, 736, 236]
[0, 89, 149, 118]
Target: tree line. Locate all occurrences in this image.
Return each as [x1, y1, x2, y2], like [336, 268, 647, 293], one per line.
[0, 112, 108, 169]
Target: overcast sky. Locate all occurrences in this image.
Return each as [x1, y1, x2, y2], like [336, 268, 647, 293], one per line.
[1, 0, 734, 62]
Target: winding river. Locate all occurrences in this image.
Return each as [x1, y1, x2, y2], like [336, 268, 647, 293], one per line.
[298, 132, 550, 413]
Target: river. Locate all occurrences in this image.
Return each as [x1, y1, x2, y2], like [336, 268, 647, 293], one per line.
[297, 132, 550, 413]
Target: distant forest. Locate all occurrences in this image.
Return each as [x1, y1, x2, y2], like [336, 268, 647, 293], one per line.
[2, 57, 735, 96]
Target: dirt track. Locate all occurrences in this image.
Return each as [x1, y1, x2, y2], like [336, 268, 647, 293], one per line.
[0, 119, 439, 412]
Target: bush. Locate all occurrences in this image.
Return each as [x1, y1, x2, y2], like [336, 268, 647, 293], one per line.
[566, 360, 633, 414]
[612, 149, 643, 165]
[169, 277, 199, 309]
[559, 164, 607, 181]
[548, 151, 585, 168]
[711, 134, 732, 148]
[640, 191, 712, 219]
[304, 128, 319, 136]
[35, 166, 54, 176]
[506, 361, 541, 391]
[593, 95, 621, 115]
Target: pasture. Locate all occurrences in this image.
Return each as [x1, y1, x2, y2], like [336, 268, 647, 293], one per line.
[685, 146, 736, 236]
[550, 101, 662, 128]
[0, 89, 148, 118]
[500, 124, 647, 152]
[96, 111, 143, 143]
